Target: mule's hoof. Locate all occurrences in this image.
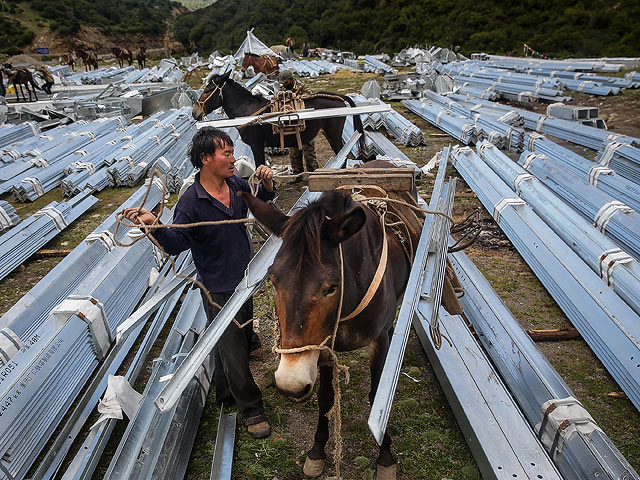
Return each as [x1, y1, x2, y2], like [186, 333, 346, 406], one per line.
[303, 456, 325, 477]
[376, 462, 397, 480]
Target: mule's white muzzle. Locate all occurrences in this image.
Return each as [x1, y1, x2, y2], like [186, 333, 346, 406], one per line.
[275, 351, 320, 399]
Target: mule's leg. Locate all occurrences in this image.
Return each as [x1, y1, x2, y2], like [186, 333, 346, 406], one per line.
[249, 140, 266, 168]
[368, 329, 398, 477]
[304, 361, 333, 477]
[323, 120, 346, 155]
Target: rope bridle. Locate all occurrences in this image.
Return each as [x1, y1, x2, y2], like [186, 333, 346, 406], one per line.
[195, 81, 225, 113]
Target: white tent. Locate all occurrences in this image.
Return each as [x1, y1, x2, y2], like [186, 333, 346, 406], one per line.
[233, 28, 278, 61]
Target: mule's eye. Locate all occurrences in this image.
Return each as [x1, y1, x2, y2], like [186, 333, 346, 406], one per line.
[324, 285, 338, 296]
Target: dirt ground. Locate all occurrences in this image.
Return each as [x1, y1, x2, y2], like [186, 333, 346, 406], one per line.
[1, 70, 639, 479]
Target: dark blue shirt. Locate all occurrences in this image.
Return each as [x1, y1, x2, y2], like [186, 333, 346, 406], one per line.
[152, 173, 275, 293]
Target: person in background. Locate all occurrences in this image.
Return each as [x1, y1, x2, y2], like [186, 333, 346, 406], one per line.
[36, 66, 54, 95]
[301, 41, 310, 58]
[278, 69, 318, 177]
[285, 36, 295, 57]
[122, 127, 275, 439]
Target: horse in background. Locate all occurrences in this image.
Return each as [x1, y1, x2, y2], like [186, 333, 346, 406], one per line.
[1, 64, 41, 102]
[191, 71, 369, 168]
[241, 52, 279, 77]
[136, 47, 147, 69]
[61, 53, 76, 71]
[111, 47, 133, 68]
[74, 49, 98, 71]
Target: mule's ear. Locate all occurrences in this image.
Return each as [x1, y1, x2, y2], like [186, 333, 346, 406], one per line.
[238, 191, 288, 236]
[324, 205, 366, 245]
[221, 69, 232, 81]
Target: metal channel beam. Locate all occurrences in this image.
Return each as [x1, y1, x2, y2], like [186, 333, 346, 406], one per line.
[195, 104, 391, 129]
[153, 131, 361, 412]
[367, 147, 451, 445]
[209, 406, 237, 480]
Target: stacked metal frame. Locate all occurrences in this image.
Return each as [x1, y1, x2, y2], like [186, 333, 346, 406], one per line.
[362, 55, 396, 74]
[104, 286, 213, 480]
[0, 189, 98, 283]
[32, 250, 192, 479]
[523, 135, 640, 212]
[477, 140, 640, 316]
[451, 145, 640, 412]
[414, 304, 563, 480]
[520, 153, 640, 260]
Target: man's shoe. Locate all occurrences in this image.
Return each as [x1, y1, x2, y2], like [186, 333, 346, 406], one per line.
[247, 420, 271, 438]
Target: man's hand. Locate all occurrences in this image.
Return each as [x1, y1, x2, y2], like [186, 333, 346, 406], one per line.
[122, 207, 157, 225]
[255, 165, 274, 191]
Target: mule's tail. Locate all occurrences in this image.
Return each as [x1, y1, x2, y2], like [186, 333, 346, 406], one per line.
[341, 94, 372, 161]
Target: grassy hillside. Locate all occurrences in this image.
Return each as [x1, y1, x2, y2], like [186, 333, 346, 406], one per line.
[0, 0, 184, 55]
[172, 0, 640, 57]
[176, 0, 217, 11]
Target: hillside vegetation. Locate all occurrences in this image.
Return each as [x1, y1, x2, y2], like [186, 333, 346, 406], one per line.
[0, 0, 183, 55]
[172, 0, 640, 57]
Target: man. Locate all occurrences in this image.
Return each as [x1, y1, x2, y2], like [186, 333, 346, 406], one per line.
[278, 69, 318, 177]
[36, 66, 54, 95]
[285, 36, 295, 57]
[122, 127, 275, 438]
[301, 41, 310, 58]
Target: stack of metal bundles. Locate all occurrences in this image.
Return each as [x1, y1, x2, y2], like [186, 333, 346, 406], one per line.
[104, 287, 213, 480]
[519, 150, 640, 260]
[477, 140, 640, 315]
[450, 248, 640, 480]
[9, 118, 125, 201]
[476, 54, 627, 73]
[523, 134, 640, 211]
[596, 141, 640, 185]
[452, 145, 640, 412]
[403, 99, 477, 144]
[0, 189, 98, 282]
[61, 129, 135, 196]
[0, 224, 157, 480]
[546, 103, 605, 128]
[0, 200, 20, 233]
[362, 55, 396, 74]
[107, 109, 194, 187]
[352, 95, 425, 146]
[0, 180, 167, 342]
[0, 122, 39, 147]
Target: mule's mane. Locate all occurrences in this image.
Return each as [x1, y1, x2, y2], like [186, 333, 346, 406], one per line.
[280, 190, 356, 268]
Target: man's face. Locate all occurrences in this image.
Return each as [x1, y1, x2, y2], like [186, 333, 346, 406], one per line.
[203, 142, 235, 178]
[283, 78, 295, 90]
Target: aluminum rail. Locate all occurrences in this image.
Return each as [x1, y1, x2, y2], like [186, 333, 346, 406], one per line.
[414, 305, 564, 479]
[403, 99, 477, 144]
[477, 141, 640, 316]
[452, 146, 640, 412]
[152, 132, 361, 412]
[450, 247, 640, 480]
[209, 407, 237, 480]
[368, 149, 453, 445]
[195, 104, 392, 129]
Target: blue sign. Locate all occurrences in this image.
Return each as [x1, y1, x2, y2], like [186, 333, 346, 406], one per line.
[36, 47, 50, 55]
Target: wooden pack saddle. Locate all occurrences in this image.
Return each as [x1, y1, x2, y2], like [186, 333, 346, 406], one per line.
[271, 87, 307, 150]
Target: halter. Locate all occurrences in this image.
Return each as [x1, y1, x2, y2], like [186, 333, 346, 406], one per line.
[195, 80, 225, 113]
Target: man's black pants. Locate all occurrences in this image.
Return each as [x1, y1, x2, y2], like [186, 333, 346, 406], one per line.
[201, 291, 266, 424]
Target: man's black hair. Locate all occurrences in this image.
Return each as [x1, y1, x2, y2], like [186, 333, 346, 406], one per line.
[188, 127, 234, 169]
